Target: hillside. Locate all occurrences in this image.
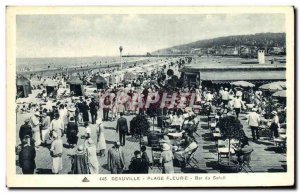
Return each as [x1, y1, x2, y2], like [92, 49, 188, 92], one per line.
[152, 33, 286, 54]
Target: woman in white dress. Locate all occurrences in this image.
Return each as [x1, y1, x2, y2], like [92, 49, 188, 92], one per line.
[85, 139, 99, 174]
[30, 112, 41, 149]
[96, 119, 106, 157]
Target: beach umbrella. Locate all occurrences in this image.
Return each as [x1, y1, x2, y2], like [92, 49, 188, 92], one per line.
[272, 90, 286, 98]
[230, 81, 255, 88]
[259, 81, 286, 92]
[43, 79, 58, 87]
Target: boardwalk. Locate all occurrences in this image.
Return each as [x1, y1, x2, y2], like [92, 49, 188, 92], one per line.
[15, 110, 286, 174]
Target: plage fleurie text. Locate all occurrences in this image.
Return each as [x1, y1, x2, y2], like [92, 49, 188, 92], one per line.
[98, 175, 226, 182]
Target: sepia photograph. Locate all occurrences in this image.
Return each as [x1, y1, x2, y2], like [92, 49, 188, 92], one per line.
[6, 6, 294, 188]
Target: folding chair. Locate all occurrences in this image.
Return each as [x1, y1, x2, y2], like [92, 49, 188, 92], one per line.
[239, 150, 254, 173]
[184, 146, 200, 169]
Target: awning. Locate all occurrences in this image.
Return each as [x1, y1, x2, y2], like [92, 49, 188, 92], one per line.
[200, 70, 285, 83]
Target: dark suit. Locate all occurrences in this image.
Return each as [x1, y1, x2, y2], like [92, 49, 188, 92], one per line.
[19, 145, 36, 174]
[116, 117, 128, 146]
[19, 124, 32, 142]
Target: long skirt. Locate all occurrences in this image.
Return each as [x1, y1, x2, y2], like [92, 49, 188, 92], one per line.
[32, 127, 41, 146]
[163, 162, 174, 174]
[67, 130, 78, 145]
[41, 128, 50, 142]
[52, 157, 63, 174]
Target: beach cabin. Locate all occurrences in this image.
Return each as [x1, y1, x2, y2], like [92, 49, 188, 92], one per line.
[90, 75, 107, 89]
[43, 79, 58, 98]
[16, 76, 32, 98]
[68, 77, 84, 96]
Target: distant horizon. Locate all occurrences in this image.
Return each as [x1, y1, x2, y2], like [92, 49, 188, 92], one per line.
[17, 14, 285, 58]
[16, 32, 285, 59]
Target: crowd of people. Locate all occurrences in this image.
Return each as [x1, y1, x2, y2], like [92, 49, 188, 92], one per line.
[16, 55, 286, 174]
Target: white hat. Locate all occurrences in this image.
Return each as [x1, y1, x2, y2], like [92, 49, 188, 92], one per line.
[225, 88, 228, 91]
[68, 106, 76, 112]
[162, 143, 170, 151]
[252, 108, 257, 112]
[271, 111, 277, 115]
[34, 112, 40, 116]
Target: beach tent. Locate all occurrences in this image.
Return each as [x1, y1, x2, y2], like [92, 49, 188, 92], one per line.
[90, 75, 107, 89]
[67, 77, 84, 96]
[16, 76, 32, 98]
[43, 79, 58, 98]
[272, 90, 286, 98]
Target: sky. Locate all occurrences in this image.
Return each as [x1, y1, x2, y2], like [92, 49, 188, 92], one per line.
[16, 14, 285, 58]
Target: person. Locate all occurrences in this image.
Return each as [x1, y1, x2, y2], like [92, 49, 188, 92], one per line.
[50, 132, 63, 174]
[107, 141, 126, 174]
[103, 96, 111, 121]
[19, 119, 32, 143]
[30, 111, 41, 149]
[82, 122, 92, 144]
[66, 117, 79, 147]
[171, 111, 183, 131]
[96, 118, 106, 157]
[69, 145, 90, 174]
[129, 150, 149, 174]
[116, 112, 128, 146]
[82, 101, 89, 123]
[50, 113, 64, 139]
[159, 143, 174, 174]
[270, 111, 280, 138]
[246, 108, 261, 141]
[89, 98, 99, 124]
[205, 90, 213, 103]
[221, 88, 229, 108]
[67, 106, 76, 123]
[59, 104, 68, 126]
[40, 111, 51, 143]
[174, 139, 198, 167]
[233, 95, 244, 119]
[141, 146, 150, 173]
[85, 139, 99, 174]
[18, 136, 36, 174]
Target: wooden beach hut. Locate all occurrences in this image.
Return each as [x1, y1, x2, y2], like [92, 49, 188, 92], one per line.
[43, 79, 58, 98]
[68, 77, 84, 96]
[16, 76, 32, 98]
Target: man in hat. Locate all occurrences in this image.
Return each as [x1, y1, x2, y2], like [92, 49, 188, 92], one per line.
[50, 132, 63, 174]
[89, 98, 99, 124]
[50, 113, 64, 139]
[233, 95, 244, 119]
[107, 141, 126, 174]
[19, 119, 32, 142]
[18, 136, 36, 174]
[129, 150, 149, 174]
[221, 88, 229, 108]
[116, 112, 128, 146]
[246, 108, 261, 141]
[205, 90, 213, 103]
[270, 111, 280, 138]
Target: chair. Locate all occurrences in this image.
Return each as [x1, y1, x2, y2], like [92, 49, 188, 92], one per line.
[239, 150, 254, 173]
[193, 120, 201, 137]
[184, 146, 200, 169]
[151, 146, 162, 170]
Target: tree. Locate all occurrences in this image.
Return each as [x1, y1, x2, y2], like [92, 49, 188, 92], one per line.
[130, 114, 150, 149]
[218, 116, 245, 165]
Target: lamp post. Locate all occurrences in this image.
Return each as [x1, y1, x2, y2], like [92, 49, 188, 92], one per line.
[119, 46, 123, 71]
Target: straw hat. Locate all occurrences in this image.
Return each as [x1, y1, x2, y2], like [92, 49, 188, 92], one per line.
[24, 119, 30, 123]
[252, 108, 257, 112]
[271, 111, 277, 115]
[162, 143, 170, 151]
[34, 112, 40, 116]
[76, 145, 85, 154]
[68, 106, 76, 112]
[185, 107, 193, 113]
